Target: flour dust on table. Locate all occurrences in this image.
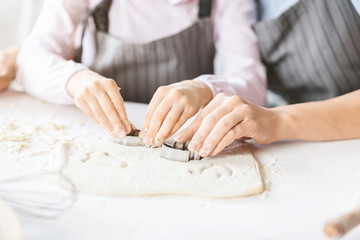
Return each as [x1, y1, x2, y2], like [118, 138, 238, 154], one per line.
[0, 90, 109, 179]
[56, 141, 264, 198]
[0, 91, 264, 198]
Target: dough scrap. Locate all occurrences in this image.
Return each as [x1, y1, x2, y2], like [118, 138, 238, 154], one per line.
[57, 141, 264, 198]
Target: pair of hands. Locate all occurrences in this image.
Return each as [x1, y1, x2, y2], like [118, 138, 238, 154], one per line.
[67, 71, 212, 144]
[176, 93, 281, 157]
[68, 70, 281, 157]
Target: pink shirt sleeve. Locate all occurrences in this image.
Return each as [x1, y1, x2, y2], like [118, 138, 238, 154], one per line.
[16, 0, 90, 105]
[195, 0, 267, 106]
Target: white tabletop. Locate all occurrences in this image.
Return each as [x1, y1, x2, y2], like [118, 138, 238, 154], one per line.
[1, 90, 360, 240]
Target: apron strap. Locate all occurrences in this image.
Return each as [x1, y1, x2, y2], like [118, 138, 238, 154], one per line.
[74, 0, 113, 63]
[92, 0, 113, 32]
[198, 0, 213, 18]
[254, 0, 263, 21]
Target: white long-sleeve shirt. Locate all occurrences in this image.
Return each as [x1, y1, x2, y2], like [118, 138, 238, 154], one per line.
[16, 0, 266, 106]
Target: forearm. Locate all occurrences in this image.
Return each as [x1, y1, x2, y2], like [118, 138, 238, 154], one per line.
[273, 90, 360, 141]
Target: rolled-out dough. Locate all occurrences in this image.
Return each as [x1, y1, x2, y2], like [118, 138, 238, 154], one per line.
[57, 141, 264, 198]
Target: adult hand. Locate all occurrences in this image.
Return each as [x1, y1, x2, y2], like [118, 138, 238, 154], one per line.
[0, 46, 19, 91]
[140, 80, 213, 147]
[67, 70, 133, 138]
[175, 93, 285, 157]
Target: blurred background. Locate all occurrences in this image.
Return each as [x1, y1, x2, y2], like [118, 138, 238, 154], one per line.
[0, 0, 44, 48]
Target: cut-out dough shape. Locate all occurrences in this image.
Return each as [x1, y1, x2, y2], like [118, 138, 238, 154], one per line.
[56, 141, 264, 198]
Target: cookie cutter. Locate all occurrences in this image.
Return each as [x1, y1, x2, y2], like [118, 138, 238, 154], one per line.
[160, 138, 201, 162]
[114, 129, 145, 147]
[115, 130, 200, 162]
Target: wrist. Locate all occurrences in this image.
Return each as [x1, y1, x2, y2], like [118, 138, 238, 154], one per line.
[66, 70, 100, 97]
[271, 107, 297, 141]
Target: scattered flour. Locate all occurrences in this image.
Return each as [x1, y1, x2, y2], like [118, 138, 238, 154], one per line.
[0, 120, 69, 155]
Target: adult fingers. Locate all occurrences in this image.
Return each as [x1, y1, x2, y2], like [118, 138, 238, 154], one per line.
[198, 111, 243, 157]
[209, 123, 245, 157]
[187, 104, 232, 153]
[175, 93, 227, 143]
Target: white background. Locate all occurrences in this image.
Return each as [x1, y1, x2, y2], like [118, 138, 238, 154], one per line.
[0, 0, 44, 48]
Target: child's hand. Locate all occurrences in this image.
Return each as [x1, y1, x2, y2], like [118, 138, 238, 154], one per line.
[67, 70, 133, 138]
[0, 47, 19, 91]
[175, 93, 282, 157]
[140, 80, 212, 147]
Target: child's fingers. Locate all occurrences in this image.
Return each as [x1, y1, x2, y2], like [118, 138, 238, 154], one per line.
[96, 91, 127, 137]
[153, 106, 183, 147]
[167, 107, 197, 141]
[106, 83, 131, 133]
[75, 100, 99, 124]
[86, 95, 114, 134]
[144, 100, 171, 145]
[140, 88, 166, 138]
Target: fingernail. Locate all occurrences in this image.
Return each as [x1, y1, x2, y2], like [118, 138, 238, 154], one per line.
[154, 137, 162, 147]
[188, 141, 198, 152]
[174, 133, 183, 142]
[143, 137, 150, 145]
[199, 146, 210, 157]
[139, 131, 145, 138]
[209, 152, 217, 157]
[118, 130, 126, 138]
[145, 134, 153, 143]
[149, 137, 156, 146]
[140, 129, 147, 138]
[126, 123, 132, 132]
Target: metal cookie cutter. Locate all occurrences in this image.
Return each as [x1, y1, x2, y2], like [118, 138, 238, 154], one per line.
[114, 129, 145, 147]
[160, 138, 201, 162]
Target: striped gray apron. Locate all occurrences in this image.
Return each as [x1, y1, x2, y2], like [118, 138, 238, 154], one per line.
[75, 0, 215, 103]
[254, 0, 360, 104]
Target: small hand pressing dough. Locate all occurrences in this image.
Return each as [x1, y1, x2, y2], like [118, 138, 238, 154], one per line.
[56, 141, 264, 198]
